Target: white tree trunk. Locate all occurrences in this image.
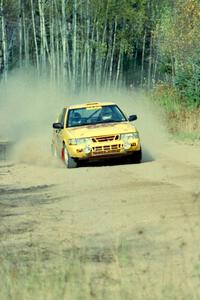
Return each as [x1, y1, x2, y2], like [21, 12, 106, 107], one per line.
[50, 0, 56, 81]
[148, 31, 153, 89]
[98, 3, 109, 87]
[31, 0, 39, 74]
[38, 0, 46, 70]
[109, 17, 117, 86]
[61, 0, 67, 82]
[19, 0, 23, 68]
[140, 29, 146, 87]
[0, 0, 7, 80]
[86, 0, 90, 89]
[72, 0, 77, 91]
[103, 24, 112, 87]
[94, 21, 100, 89]
[116, 44, 122, 86]
[38, 0, 50, 72]
[22, 4, 29, 66]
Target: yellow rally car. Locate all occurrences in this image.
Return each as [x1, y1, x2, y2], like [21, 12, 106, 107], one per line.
[52, 102, 142, 168]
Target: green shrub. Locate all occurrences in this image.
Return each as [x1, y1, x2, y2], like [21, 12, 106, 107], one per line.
[151, 82, 200, 140]
[151, 83, 182, 112]
[175, 56, 200, 108]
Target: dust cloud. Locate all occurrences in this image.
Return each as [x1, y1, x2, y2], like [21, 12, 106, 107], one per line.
[0, 69, 66, 166]
[0, 69, 169, 166]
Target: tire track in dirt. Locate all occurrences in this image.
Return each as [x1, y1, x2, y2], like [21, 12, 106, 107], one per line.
[0, 141, 200, 299]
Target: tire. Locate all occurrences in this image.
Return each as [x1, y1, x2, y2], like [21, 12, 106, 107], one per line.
[132, 148, 142, 164]
[62, 146, 78, 168]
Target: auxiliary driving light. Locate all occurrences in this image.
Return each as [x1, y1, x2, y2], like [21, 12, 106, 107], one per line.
[123, 142, 131, 150]
[84, 145, 92, 154]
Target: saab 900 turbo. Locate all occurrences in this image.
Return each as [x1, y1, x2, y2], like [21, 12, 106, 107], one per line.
[52, 102, 142, 168]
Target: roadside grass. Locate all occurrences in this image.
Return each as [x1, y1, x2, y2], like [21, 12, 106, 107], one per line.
[167, 109, 200, 142]
[0, 238, 197, 300]
[0, 242, 136, 300]
[152, 84, 200, 142]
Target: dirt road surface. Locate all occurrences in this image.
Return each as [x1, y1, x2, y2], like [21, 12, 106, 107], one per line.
[1, 139, 200, 298]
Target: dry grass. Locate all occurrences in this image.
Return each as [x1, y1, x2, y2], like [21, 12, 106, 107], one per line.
[0, 237, 199, 300]
[167, 109, 200, 140]
[152, 84, 200, 141]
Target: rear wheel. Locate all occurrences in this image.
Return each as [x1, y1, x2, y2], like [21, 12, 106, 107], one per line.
[62, 146, 78, 168]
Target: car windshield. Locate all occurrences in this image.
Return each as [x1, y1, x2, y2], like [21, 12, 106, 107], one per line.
[67, 105, 127, 128]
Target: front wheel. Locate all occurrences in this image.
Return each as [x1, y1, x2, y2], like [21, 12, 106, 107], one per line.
[62, 146, 78, 168]
[131, 148, 142, 164]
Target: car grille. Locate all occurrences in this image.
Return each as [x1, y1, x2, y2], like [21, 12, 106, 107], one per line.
[92, 144, 122, 156]
[92, 135, 119, 143]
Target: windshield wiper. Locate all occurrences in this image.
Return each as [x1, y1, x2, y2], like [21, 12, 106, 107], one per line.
[100, 120, 124, 124]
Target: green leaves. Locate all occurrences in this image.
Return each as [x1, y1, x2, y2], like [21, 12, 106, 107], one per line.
[154, 0, 200, 106]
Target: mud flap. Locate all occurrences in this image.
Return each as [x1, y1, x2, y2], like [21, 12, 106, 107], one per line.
[61, 148, 65, 161]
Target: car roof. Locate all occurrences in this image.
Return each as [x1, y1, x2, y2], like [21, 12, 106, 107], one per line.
[64, 101, 116, 110]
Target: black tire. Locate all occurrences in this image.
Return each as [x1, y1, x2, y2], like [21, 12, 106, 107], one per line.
[63, 146, 78, 168]
[132, 148, 142, 164]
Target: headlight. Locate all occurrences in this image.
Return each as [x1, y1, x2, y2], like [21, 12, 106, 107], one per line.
[68, 138, 92, 145]
[120, 132, 139, 141]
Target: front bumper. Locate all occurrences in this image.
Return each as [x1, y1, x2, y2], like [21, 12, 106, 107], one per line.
[67, 139, 141, 160]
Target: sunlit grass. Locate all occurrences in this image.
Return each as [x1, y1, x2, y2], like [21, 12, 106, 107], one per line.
[151, 84, 200, 141]
[0, 237, 198, 300]
[0, 243, 133, 300]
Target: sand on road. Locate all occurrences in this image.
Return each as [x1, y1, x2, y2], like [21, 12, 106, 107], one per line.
[0, 140, 200, 299]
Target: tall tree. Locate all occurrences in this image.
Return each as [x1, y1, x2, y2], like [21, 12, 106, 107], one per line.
[0, 0, 8, 80]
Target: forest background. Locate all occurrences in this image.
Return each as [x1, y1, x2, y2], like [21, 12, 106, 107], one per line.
[0, 0, 200, 138]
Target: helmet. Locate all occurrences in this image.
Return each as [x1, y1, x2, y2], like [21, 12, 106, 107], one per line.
[72, 112, 81, 125]
[100, 107, 113, 121]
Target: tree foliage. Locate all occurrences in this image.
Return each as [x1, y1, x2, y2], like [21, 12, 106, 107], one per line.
[154, 0, 200, 106]
[0, 0, 147, 91]
[0, 0, 199, 104]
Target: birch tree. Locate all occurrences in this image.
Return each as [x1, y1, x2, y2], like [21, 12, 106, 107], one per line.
[31, 0, 39, 73]
[0, 0, 7, 80]
[0, 0, 154, 89]
[72, 0, 77, 91]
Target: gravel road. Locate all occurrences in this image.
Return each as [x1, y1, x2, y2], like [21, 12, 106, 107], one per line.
[0, 139, 200, 298]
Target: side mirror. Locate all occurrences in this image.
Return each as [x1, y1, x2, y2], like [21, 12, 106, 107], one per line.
[53, 122, 63, 129]
[128, 115, 137, 122]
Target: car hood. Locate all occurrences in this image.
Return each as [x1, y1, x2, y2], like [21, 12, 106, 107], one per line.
[66, 122, 137, 138]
